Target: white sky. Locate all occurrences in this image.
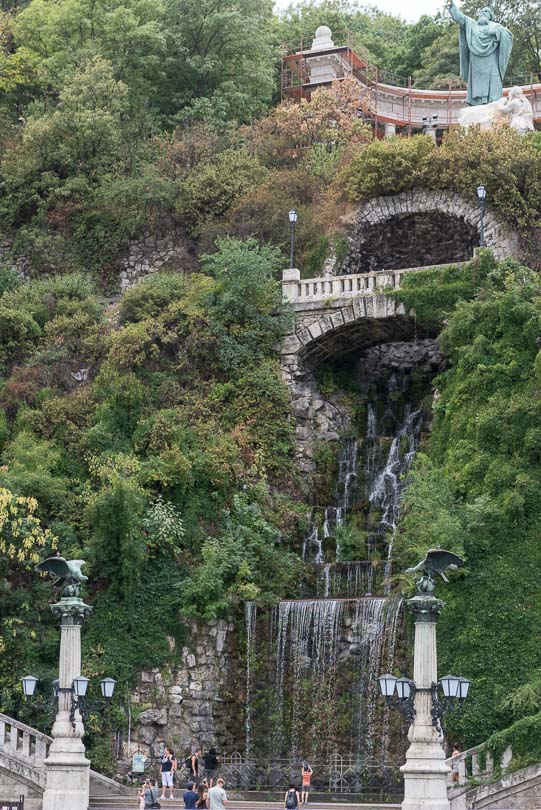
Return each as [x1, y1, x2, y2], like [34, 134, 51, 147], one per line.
[273, 0, 447, 23]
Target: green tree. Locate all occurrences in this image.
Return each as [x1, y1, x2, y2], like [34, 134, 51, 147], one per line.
[202, 237, 293, 372]
[161, 0, 276, 123]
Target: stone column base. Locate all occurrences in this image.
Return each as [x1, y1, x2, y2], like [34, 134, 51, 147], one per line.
[42, 749, 90, 810]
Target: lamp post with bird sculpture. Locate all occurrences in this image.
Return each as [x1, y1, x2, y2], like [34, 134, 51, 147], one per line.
[378, 548, 469, 810]
[33, 555, 94, 810]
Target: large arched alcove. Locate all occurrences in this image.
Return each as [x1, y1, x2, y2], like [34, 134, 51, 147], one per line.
[344, 211, 479, 272]
[340, 189, 519, 275]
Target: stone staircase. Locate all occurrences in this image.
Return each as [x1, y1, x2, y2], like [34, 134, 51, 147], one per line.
[88, 800, 400, 810]
[0, 713, 131, 809]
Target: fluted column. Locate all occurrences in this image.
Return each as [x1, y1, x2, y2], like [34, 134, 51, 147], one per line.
[400, 593, 450, 810]
[42, 596, 92, 810]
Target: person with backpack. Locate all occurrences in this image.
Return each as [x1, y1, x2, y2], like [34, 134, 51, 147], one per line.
[285, 784, 300, 810]
[144, 778, 161, 809]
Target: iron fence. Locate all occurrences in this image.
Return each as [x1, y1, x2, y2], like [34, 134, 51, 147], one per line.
[0, 798, 24, 810]
[141, 754, 402, 800]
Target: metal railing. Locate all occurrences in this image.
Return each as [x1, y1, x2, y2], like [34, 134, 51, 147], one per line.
[141, 754, 403, 799]
[0, 797, 24, 810]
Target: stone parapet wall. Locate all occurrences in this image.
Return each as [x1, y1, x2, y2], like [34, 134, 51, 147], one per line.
[119, 229, 194, 291]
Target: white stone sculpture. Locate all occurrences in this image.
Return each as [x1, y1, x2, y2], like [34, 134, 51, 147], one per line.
[458, 86, 534, 134]
[498, 86, 535, 134]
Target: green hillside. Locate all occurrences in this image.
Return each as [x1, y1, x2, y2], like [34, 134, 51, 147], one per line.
[1, 0, 541, 774]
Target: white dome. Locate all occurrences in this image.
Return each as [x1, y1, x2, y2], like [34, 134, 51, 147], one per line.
[315, 25, 332, 38]
[310, 25, 334, 51]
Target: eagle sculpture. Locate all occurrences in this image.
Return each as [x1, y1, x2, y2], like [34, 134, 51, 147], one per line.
[36, 556, 88, 596]
[405, 548, 464, 592]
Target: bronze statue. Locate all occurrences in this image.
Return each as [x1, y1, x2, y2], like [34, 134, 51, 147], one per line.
[449, 1, 513, 106]
[406, 548, 463, 594]
[36, 556, 88, 597]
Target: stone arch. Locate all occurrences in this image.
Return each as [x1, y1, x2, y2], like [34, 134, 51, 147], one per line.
[340, 189, 519, 274]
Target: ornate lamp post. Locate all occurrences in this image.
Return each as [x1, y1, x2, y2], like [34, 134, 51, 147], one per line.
[379, 548, 468, 810]
[32, 556, 95, 810]
[288, 209, 298, 269]
[477, 185, 487, 247]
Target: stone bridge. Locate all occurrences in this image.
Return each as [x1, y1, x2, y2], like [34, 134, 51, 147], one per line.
[0, 713, 130, 809]
[279, 189, 520, 471]
[280, 263, 439, 381]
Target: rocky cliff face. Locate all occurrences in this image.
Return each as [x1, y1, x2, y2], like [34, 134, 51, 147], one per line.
[131, 619, 244, 759]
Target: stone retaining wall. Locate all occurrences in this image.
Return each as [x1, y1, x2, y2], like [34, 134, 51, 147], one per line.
[131, 618, 244, 760]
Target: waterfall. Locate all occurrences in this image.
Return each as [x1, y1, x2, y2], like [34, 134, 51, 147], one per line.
[245, 341, 437, 762]
[316, 561, 375, 598]
[244, 601, 257, 759]
[268, 597, 400, 760]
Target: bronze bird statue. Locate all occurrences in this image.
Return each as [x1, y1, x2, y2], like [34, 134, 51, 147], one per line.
[36, 556, 88, 596]
[406, 548, 463, 582]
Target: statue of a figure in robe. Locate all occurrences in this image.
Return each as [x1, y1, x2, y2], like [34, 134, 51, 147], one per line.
[449, 1, 513, 106]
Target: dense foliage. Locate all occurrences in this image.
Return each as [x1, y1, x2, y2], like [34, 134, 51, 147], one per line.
[0, 241, 301, 766]
[395, 254, 541, 747]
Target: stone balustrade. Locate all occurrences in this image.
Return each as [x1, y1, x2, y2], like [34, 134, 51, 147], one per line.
[282, 264, 459, 307]
[0, 713, 51, 767]
[446, 741, 512, 787]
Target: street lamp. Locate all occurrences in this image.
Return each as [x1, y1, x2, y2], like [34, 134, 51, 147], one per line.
[100, 677, 117, 700]
[21, 673, 116, 730]
[21, 675, 38, 697]
[288, 209, 298, 269]
[386, 548, 467, 810]
[477, 184, 487, 247]
[378, 674, 417, 725]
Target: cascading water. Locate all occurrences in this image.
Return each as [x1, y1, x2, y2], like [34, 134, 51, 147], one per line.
[244, 601, 257, 759]
[244, 340, 440, 762]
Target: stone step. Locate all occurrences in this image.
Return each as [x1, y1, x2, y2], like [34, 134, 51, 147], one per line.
[90, 796, 400, 810]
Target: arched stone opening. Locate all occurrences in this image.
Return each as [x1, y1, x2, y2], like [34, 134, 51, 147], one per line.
[343, 211, 479, 273]
[339, 189, 519, 276]
[299, 314, 427, 370]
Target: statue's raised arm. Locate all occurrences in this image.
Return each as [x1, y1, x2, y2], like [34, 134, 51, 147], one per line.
[448, 0, 466, 27]
[448, 1, 513, 106]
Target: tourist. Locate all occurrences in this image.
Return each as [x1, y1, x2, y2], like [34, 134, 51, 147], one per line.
[160, 747, 177, 801]
[203, 747, 219, 786]
[184, 781, 199, 809]
[451, 743, 461, 783]
[208, 776, 228, 810]
[138, 779, 150, 810]
[188, 749, 202, 784]
[285, 783, 301, 810]
[144, 778, 160, 809]
[197, 780, 209, 808]
[301, 762, 313, 804]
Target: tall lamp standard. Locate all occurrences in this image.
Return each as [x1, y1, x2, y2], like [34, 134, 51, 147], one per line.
[477, 185, 487, 247]
[378, 548, 469, 810]
[31, 555, 99, 810]
[288, 209, 298, 269]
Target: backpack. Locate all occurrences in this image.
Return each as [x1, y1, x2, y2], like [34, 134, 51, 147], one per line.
[185, 756, 192, 770]
[286, 791, 297, 809]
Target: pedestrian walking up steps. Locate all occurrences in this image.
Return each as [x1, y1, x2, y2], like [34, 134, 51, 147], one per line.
[88, 800, 400, 810]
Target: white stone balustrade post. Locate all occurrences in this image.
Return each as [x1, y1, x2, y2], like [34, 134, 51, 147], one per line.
[282, 268, 301, 303]
[42, 596, 92, 810]
[401, 592, 450, 810]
